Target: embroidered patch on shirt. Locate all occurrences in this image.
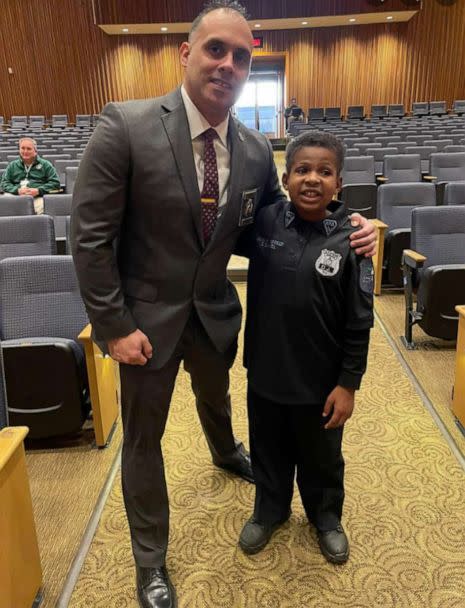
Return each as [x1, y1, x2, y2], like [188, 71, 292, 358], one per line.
[257, 236, 284, 250]
[359, 258, 374, 293]
[285, 209, 295, 228]
[323, 219, 338, 236]
[315, 248, 342, 277]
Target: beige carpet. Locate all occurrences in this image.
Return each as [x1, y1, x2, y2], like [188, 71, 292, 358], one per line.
[374, 292, 465, 455]
[68, 284, 465, 608]
[26, 420, 122, 608]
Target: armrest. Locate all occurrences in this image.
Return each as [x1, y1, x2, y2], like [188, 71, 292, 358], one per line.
[402, 249, 426, 269]
[370, 219, 388, 296]
[423, 175, 437, 181]
[377, 176, 389, 183]
[456, 305, 465, 316]
[0, 426, 29, 471]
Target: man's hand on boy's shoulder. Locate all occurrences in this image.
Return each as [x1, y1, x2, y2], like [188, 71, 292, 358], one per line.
[348, 213, 377, 258]
[322, 386, 355, 429]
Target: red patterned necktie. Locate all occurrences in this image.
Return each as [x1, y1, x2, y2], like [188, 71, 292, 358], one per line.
[200, 128, 219, 244]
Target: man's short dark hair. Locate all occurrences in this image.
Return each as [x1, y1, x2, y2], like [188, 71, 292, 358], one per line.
[285, 131, 345, 174]
[189, 0, 249, 41]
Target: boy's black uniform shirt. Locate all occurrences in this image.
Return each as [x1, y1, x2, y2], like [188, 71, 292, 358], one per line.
[242, 200, 374, 404]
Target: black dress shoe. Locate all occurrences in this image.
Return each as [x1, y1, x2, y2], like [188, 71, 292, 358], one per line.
[216, 452, 254, 483]
[136, 565, 177, 608]
[239, 515, 289, 554]
[317, 524, 349, 564]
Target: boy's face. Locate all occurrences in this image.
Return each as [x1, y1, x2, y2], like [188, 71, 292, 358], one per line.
[282, 146, 342, 222]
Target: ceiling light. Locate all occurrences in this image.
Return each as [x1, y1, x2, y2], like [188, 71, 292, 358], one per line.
[161, 26, 168, 31]
[301, 21, 308, 25]
[387, 16, 393, 20]
[254, 24, 261, 28]
[122, 28, 129, 32]
[349, 18, 356, 22]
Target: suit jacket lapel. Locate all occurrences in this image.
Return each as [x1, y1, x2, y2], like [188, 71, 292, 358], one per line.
[161, 89, 203, 248]
[209, 117, 245, 248]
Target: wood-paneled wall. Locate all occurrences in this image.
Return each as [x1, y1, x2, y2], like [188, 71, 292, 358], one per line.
[0, 0, 463, 119]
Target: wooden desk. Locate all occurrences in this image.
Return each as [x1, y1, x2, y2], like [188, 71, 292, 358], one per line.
[452, 305, 465, 429]
[79, 325, 119, 448]
[0, 426, 42, 608]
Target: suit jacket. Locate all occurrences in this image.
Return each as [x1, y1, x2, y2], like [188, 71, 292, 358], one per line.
[71, 87, 285, 369]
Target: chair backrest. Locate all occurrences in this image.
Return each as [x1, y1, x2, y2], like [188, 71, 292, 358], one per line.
[390, 141, 411, 153]
[430, 152, 465, 182]
[308, 107, 324, 121]
[375, 136, 400, 145]
[44, 194, 72, 239]
[0, 195, 35, 216]
[377, 182, 436, 230]
[75, 114, 91, 127]
[347, 106, 364, 119]
[412, 102, 429, 116]
[366, 147, 398, 161]
[453, 100, 465, 114]
[444, 181, 465, 205]
[54, 159, 80, 185]
[371, 105, 387, 118]
[0, 255, 88, 341]
[325, 107, 341, 120]
[11, 115, 28, 128]
[65, 166, 79, 193]
[383, 154, 422, 183]
[444, 145, 465, 153]
[388, 104, 404, 117]
[342, 156, 375, 184]
[51, 114, 68, 127]
[411, 205, 465, 269]
[357, 142, 381, 153]
[423, 139, 453, 152]
[345, 148, 360, 156]
[0, 215, 56, 261]
[429, 101, 447, 115]
[44, 153, 72, 166]
[29, 115, 45, 128]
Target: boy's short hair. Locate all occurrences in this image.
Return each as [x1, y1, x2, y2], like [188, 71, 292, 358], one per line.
[189, 0, 249, 41]
[285, 131, 345, 174]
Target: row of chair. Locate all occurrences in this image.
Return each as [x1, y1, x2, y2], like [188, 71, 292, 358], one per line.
[3, 115, 99, 129]
[301, 101, 465, 123]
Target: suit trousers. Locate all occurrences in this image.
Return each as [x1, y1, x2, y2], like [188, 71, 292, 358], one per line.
[120, 309, 245, 567]
[248, 387, 345, 531]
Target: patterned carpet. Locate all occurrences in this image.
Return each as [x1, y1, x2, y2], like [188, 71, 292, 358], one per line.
[68, 284, 465, 608]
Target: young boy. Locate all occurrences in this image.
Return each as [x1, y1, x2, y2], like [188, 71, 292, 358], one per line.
[237, 131, 374, 564]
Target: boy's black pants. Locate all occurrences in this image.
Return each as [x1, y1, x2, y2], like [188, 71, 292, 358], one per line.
[248, 387, 345, 531]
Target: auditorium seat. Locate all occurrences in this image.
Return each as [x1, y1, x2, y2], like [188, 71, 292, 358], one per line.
[43, 194, 72, 253]
[380, 154, 422, 184]
[412, 102, 429, 117]
[10, 116, 28, 129]
[405, 145, 437, 173]
[423, 139, 453, 152]
[377, 182, 436, 287]
[345, 148, 361, 156]
[429, 101, 447, 116]
[425, 152, 465, 196]
[444, 145, 465, 153]
[65, 166, 79, 193]
[444, 182, 465, 205]
[388, 104, 405, 118]
[54, 159, 80, 188]
[29, 115, 45, 129]
[341, 156, 377, 218]
[0, 255, 91, 438]
[325, 107, 342, 121]
[308, 107, 325, 122]
[0, 195, 35, 216]
[371, 105, 387, 119]
[401, 205, 465, 347]
[366, 147, 399, 174]
[0, 215, 56, 261]
[51, 114, 68, 128]
[347, 106, 365, 120]
[75, 114, 91, 128]
[452, 100, 465, 116]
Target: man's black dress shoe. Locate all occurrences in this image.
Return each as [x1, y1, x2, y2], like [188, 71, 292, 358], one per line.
[216, 452, 254, 483]
[239, 515, 289, 554]
[317, 524, 349, 564]
[136, 565, 177, 608]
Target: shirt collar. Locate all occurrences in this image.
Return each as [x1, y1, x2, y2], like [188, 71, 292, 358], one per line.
[181, 85, 229, 147]
[284, 200, 347, 235]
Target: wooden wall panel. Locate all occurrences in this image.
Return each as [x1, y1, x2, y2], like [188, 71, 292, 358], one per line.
[0, 0, 464, 120]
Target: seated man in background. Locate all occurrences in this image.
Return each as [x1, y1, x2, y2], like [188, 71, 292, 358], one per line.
[284, 97, 304, 131]
[0, 137, 60, 214]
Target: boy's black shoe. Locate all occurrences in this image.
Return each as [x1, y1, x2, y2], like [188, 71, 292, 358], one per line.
[317, 524, 349, 564]
[136, 565, 177, 608]
[239, 515, 289, 554]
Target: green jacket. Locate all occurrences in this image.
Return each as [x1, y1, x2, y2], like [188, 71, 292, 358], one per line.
[0, 155, 60, 195]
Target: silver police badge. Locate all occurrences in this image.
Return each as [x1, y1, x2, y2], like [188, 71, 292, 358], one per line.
[315, 248, 342, 277]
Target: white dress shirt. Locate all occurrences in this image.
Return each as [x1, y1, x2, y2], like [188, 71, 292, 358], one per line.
[181, 86, 231, 214]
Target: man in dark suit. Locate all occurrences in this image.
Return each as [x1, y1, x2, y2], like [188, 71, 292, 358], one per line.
[71, 2, 376, 606]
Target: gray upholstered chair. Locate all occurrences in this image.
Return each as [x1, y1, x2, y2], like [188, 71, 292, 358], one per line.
[377, 182, 436, 286]
[54, 159, 80, 188]
[341, 156, 377, 218]
[0, 215, 55, 261]
[0, 195, 35, 216]
[371, 105, 387, 119]
[381, 154, 422, 183]
[412, 102, 429, 117]
[429, 101, 447, 116]
[444, 182, 465, 205]
[401, 205, 465, 347]
[347, 106, 365, 120]
[0, 256, 90, 438]
[65, 166, 79, 193]
[43, 194, 72, 253]
[51, 114, 68, 128]
[388, 104, 405, 118]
